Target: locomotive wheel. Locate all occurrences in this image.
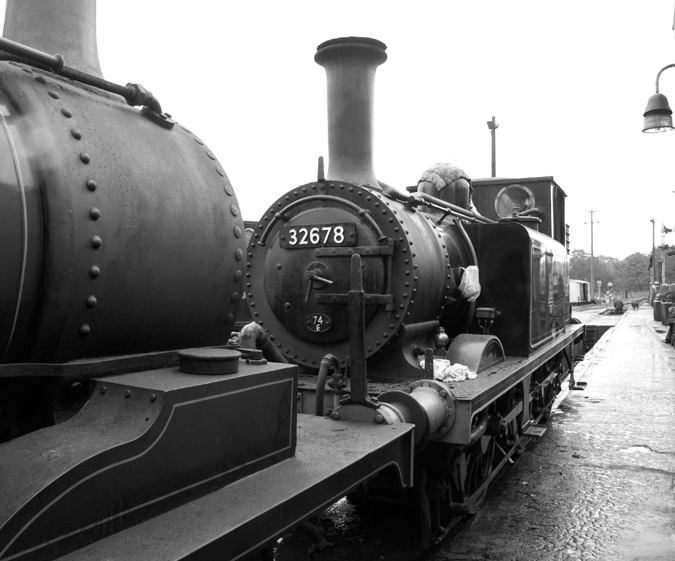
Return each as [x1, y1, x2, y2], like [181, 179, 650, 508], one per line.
[449, 435, 495, 515]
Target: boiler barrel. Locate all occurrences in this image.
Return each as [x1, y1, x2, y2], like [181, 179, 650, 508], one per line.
[0, 63, 245, 363]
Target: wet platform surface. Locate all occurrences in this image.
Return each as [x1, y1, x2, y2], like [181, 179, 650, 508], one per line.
[275, 306, 675, 560]
[433, 306, 675, 560]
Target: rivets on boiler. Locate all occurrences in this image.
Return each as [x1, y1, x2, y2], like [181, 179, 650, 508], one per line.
[71, 129, 82, 140]
[215, 165, 225, 177]
[89, 207, 101, 220]
[80, 152, 90, 164]
[230, 204, 239, 217]
[234, 270, 243, 282]
[234, 226, 242, 238]
[91, 235, 102, 249]
[48, 91, 60, 99]
[86, 179, 97, 191]
[89, 266, 100, 278]
[206, 149, 216, 160]
[231, 293, 240, 304]
[235, 249, 243, 261]
[79, 324, 91, 335]
[61, 108, 73, 118]
[86, 295, 97, 308]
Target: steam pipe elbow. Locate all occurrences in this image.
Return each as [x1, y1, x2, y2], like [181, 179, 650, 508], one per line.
[469, 410, 489, 444]
[239, 322, 288, 363]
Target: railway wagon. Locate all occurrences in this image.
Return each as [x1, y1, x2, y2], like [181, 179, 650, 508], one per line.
[570, 279, 591, 304]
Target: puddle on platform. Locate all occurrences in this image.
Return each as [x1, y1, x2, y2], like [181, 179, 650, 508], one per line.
[619, 445, 653, 454]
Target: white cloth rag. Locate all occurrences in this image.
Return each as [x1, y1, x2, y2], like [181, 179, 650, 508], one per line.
[419, 358, 477, 382]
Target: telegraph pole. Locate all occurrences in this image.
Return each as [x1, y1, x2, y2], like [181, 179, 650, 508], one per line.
[487, 116, 498, 177]
[586, 211, 599, 301]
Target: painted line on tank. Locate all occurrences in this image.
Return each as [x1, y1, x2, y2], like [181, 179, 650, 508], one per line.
[0, 377, 294, 560]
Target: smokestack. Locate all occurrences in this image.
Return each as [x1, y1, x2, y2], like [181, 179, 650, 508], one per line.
[315, 37, 387, 187]
[3, 0, 103, 78]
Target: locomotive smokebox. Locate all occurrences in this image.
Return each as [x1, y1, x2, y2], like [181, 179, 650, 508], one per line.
[315, 37, 387, 187]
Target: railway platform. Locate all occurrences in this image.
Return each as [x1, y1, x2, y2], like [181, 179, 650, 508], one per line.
[275, 306, 675, 560]
[433, 306, 675, 560]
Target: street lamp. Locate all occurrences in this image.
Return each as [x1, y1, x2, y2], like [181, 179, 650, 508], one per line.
[642, 64, 675, 133]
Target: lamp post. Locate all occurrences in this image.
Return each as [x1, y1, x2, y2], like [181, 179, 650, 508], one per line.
[487, 116, 498, 177]
[642, 62, 675, 300]
[651, 218, 656, 303]
[585, 211, 598, 301]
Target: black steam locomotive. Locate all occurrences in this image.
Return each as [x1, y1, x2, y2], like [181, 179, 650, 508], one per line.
[0, 3, 584, 560]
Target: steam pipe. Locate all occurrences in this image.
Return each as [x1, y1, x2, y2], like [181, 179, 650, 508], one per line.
[382, 186, 495, 224]
[469, 410, 490, 444]
[0, 37, 164, 115]
[239, 323, 288, 364]
[315, 354, 341, 416]
[315, 37, 387, 188]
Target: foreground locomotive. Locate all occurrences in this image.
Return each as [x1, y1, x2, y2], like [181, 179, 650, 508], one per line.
[0, 4, 583, 560]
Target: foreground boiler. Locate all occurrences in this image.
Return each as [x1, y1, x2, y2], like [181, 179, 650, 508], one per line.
[0, 0, 245, 439]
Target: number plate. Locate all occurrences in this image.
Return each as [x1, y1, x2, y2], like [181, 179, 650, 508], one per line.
[280, 223, 355, 249]
[306, 314, 332, 333]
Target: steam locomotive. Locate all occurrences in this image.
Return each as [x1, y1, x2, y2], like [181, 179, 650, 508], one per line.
[0, 3, 584, 560]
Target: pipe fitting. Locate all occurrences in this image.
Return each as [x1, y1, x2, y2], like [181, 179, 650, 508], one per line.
[239, 322, 288, 364]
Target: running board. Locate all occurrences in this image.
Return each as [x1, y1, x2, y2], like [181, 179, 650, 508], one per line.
[571, 381, 588, 390]
[523, 424, 547, 437]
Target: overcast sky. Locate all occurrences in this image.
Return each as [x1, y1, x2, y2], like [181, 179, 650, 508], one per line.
[3, 1, 675, 259]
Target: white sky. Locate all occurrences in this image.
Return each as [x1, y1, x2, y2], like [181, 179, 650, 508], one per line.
[3, 1, 675, 259]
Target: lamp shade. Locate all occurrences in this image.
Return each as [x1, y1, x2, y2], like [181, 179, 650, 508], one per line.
[643, 92, 674, 133]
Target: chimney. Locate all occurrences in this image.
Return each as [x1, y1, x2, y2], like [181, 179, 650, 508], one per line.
[3, 0, 103, 77]
[315, 37, 387, 187]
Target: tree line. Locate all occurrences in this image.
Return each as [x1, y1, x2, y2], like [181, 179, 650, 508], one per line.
[569, 249, 675, 295]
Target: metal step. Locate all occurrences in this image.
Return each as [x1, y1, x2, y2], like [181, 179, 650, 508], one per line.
[523, 424, 547, 437]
